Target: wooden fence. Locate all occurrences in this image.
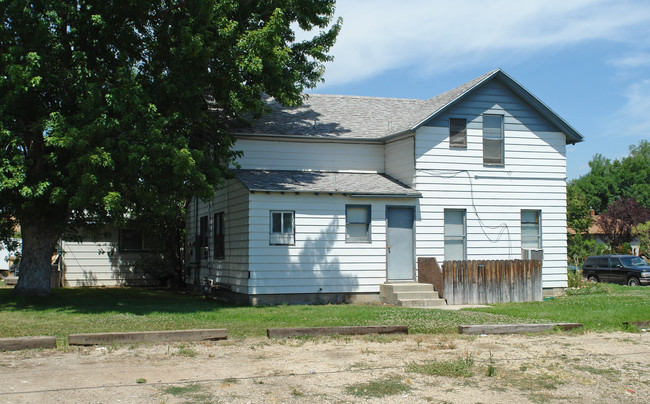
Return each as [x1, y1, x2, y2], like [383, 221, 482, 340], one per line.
[442, 260, 542, 305]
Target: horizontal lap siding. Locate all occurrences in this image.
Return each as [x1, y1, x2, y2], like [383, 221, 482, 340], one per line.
[248, 193, 413, 295]
[186, 180, 250, 293]
[415, 80, 568, 288]
[61, 230, 146, 286]
[385, 136, 415, 186]
[234, 139, 384, 172]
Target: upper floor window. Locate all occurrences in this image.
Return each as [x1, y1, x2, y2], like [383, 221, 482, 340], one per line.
[346, 205, 371, 242]
[270, 211, 294, 245]
[449, 118, 467, 148]
[483, 114, 504, 165]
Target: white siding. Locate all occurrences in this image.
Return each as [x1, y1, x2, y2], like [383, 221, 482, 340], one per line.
[233, 138, 384, 172]
[247, 192, 415, 295]
[186, 179, 250, 294]
[414, 80, 569, 288]
[385, 136, 416, 187]
[61, 229, 147, 286]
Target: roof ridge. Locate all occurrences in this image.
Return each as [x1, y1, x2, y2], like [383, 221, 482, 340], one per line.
[304, 93, 423, 102]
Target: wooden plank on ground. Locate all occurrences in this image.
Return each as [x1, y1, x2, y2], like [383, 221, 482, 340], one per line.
[267, 325, 408, 339]
[0, 336, 57, 351]
[68, 329, 228, 346]
[623, 321, 650, 330]
[458, 323, 583, 335]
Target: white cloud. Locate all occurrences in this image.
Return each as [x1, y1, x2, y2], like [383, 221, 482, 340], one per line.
[611, 79, 650, 137]
[315, 0, 650, 87]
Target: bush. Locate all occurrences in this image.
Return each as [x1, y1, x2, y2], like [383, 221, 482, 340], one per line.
[566, 282, 611, 296]
[567, 268, 587, 289]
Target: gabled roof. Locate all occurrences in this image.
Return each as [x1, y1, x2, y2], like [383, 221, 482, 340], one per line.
[235, 170, 421, 198]
[232, 69, 584, 144]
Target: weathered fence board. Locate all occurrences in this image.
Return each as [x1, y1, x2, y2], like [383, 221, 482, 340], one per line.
[417, 257, 443, 298]
[442, 260, 542, 304]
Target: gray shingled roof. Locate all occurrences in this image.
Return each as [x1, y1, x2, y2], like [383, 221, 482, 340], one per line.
[231, 69, 584, 144]
[235, 170, 421, 197]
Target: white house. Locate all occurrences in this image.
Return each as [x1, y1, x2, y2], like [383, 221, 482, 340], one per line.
[185, 69, 584, 305]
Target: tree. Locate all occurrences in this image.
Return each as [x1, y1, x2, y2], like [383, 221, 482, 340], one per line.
[0, 1, 341, 296]
[634, 221, 650, 257]
[570, 140, 650, 214]
[597, 198, 650, 250]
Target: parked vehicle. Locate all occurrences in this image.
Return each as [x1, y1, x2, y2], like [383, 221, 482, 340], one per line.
[582, 255, 650, 286]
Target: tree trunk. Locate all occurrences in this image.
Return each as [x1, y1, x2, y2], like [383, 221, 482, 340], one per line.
[12, 222, 61, 297]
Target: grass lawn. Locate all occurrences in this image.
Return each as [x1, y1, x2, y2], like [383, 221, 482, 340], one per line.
[0, 283, 647, 346]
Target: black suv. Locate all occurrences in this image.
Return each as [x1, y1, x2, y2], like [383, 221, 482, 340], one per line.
[582, 255, 650, 286]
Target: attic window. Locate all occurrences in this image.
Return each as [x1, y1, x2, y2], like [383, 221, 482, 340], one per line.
[449, 118, 467, 148]
[483, 114, 504, 165]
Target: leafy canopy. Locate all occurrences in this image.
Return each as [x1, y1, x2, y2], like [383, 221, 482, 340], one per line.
[0, 0, 341, 295]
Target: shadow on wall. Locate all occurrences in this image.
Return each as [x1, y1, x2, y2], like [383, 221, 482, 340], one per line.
[264, 219, 360, 304]
[109, 250, 170, 287]
[75, 268, 98, 287]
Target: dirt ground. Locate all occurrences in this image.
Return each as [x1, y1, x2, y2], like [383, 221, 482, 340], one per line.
[0, 331, 648, 404]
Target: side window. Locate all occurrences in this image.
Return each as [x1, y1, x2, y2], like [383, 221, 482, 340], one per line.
[119, 229, 162, 252]
[198, 215, 208, 248]
[483, 114, 504, 165]
[444, 209, 466, 261]
[521, 210, 541, 249]
[270, 211, 294, 245]
[213, 212, 225, 259]
[119, 229, 144, 252]
[346, 205, 371, 242]
[449, 118, 467, 148]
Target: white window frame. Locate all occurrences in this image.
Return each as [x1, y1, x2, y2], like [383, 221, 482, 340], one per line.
[521, 210, 542, 249]
[346, 205, 371, 243]
[270, 211, 295, 245]
[483, 114, 504, 165]
[444, 209, 466, 261]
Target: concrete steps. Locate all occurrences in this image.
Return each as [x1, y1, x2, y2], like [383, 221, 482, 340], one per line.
[380, 283, 446, 307]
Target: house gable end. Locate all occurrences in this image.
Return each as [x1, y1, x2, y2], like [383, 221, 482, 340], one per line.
[411, 70, 584, 145]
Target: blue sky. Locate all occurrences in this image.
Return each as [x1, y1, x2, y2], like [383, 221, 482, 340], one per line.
[305, 0, 650, 180]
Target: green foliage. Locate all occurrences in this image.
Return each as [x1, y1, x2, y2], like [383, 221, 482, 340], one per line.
[570, 140, 650, 213]
[565, 282, 611, 296]
[407, 357, 475, 377]
[0, 1, 341, 295]
[346, 375, 410, 398]
[567, 185, 592, 234]
[567, 268, 587, 289]
[634, 221, 650, 255]
[0, 286, 646, 344]
[567, 233, 607, 268]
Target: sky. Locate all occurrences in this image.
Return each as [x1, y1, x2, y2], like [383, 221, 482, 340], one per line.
[304, 0, 650, 180]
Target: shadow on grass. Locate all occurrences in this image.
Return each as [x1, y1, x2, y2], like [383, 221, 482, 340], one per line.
[0, 287, 238, 315]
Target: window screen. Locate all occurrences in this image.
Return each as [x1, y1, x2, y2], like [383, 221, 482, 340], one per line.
[449, 118, 467, 148]
[444, 209, 466, 261]
[483, 115, 504, 164]
[521, 210, 541, 249]
[346, 205, 371, 242]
